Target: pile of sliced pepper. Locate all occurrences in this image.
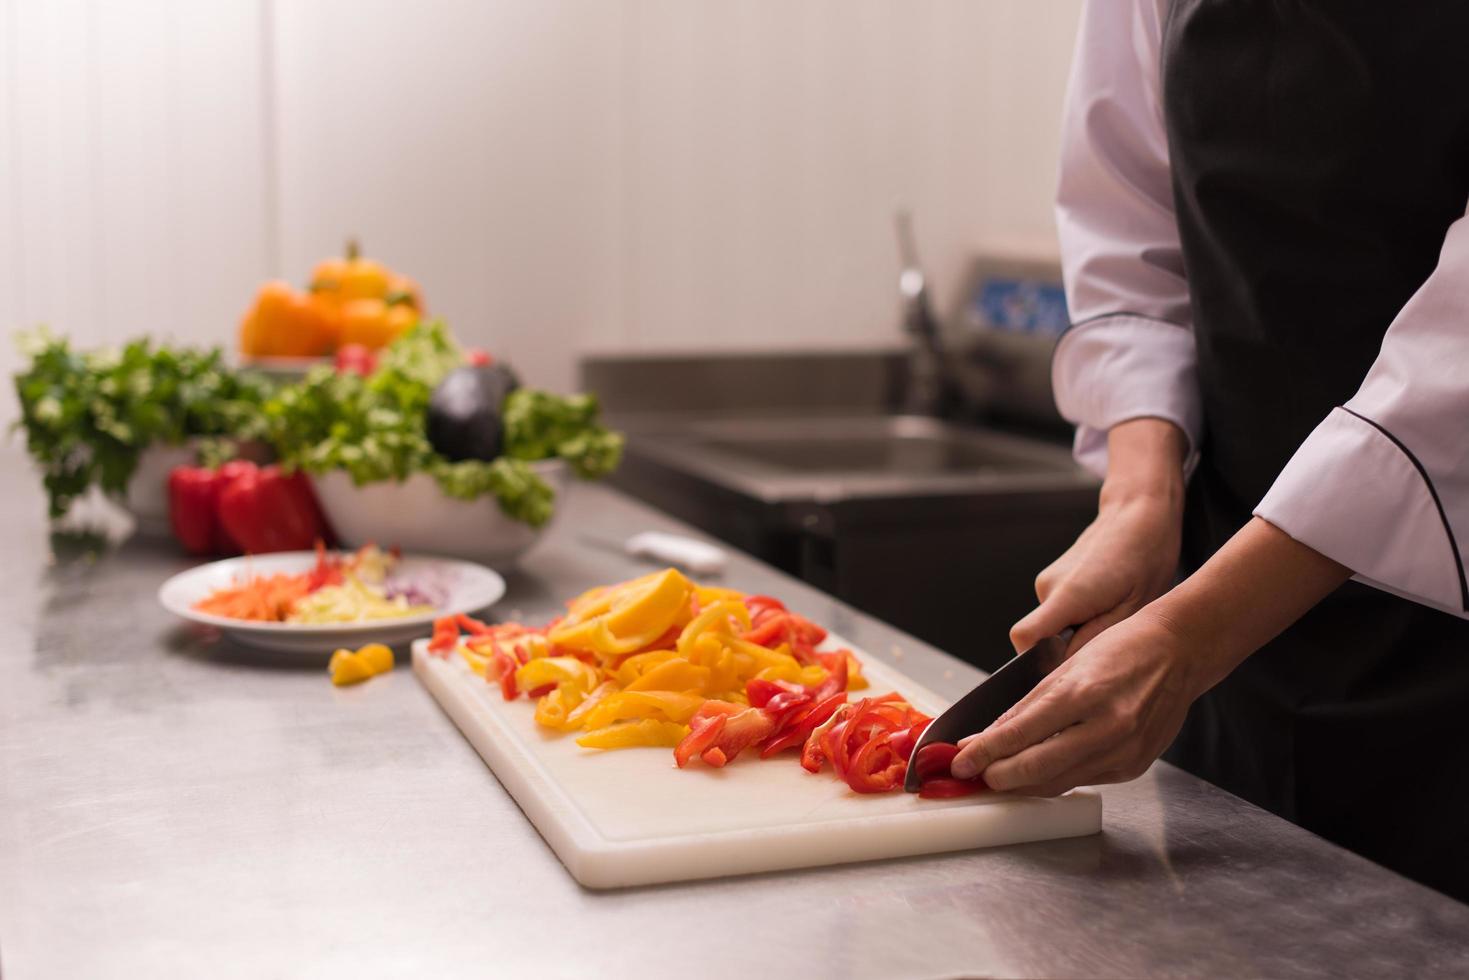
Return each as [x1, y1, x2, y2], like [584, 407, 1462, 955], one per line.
[426, 569, 989, 797]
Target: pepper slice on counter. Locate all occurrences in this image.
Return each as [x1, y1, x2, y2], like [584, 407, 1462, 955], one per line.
[329, 642, 395, 686]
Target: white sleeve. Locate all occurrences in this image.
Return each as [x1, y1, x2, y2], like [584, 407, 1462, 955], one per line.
[1051, 0, 1201, 478]
[1255, 203, 1469, 618]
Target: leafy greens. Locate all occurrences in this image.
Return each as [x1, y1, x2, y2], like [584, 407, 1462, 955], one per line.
[265, 321, 622, 527]
[12, 328, 269, 517]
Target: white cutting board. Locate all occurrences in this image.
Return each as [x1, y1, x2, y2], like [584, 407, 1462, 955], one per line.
[413, 637, 1102, 889]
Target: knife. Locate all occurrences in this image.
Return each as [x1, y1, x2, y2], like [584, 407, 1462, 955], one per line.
[903, 632, 1072, 792]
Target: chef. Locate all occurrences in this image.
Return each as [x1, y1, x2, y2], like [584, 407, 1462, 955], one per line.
[950, 0, 1469, 901]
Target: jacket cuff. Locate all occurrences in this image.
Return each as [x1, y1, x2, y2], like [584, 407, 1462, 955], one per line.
[1052, 314, 1202, 478]
[1255, 407, 1468, 616]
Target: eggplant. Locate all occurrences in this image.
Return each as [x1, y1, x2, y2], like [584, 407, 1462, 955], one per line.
[426, 363, 521, 462]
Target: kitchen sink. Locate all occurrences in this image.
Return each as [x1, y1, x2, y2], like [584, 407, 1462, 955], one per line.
[608, 414, 1099, 670]
[621, 415, 1088, 506]
[698, 430, 1055, 476]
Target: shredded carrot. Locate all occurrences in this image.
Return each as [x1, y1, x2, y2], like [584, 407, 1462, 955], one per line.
[192, 544, 349, 622]
[194, 571, 316, 621]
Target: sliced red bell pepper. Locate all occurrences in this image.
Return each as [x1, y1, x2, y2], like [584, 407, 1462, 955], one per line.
[760, 692, 846, 758]
[810, 651, 849, 701]
[696, 706, 779, 767]
[917, 777, 989, 799]
[745, 677, 805, 709]
[911, 741, 989, 798]
[845, 734, 906, 793]
[675, 714, 726, 768]
[912, 742, 961, 783]
[428, 614, 460, 654]
[493, 649, 519, 700]
[744, 595, 787, 620]
[800, 703, 852, 773]
[455, 613, 492, 635]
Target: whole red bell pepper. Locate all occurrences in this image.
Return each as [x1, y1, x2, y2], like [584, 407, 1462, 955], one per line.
[167, 466, 226, 555]
[216, 464, 327, 554]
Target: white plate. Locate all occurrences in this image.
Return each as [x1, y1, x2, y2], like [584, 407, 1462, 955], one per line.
[158, 551, 506, 654]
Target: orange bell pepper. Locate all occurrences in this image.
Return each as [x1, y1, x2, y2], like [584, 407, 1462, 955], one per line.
[238, 281, 338, 357]
[338, 297, 419, 350]
[311, 239, 391, 301]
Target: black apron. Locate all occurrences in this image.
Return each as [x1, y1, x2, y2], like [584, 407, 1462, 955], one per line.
[1158, 0, 1469, 901]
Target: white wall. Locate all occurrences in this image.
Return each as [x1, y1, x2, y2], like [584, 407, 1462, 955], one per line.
[2, 0, 1082, 413]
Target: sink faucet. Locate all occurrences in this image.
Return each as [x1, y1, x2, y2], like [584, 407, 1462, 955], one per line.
[895, 212, 946, 416]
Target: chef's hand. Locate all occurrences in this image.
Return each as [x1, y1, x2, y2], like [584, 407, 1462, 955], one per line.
[952, 518, 1352, 794]
[1010, 418, 1189, 657]
[953, 607, 1201, 794]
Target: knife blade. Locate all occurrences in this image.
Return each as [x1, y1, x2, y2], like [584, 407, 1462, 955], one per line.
[903, 632, 1072, 792]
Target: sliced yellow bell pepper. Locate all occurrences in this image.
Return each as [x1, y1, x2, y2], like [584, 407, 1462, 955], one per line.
[534, 686, 587, 730]
[694, 585, 746, 606]
[580, 690, 706, 728]
[565, 680, 618, 728]
[550, 568, 693, 656]
[457, 643, 490, 677]
[356, 644, 394, 674]
[576, 719, 689, 750]
[329, 649, 375, 686]
[625, 659, 712, 693]
[676, 600, 751, 656]
[604, 568, 690, 636]
[515, 656, 600, 694]
[613, 648, 678, 686]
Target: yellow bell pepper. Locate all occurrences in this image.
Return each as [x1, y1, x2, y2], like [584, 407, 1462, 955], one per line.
[457, 643, 490, 677]
[565, 680, 618, 728]
[613, 649, 678, 686]
[534, 687, 587, 730]
[694, 585, 746, 606]
[580, 690, 706, 728]
[356, 644, 394, 674]
[329, 650, 374, 686]
[515, 656, 599, 695]
[625, 659, 711, 693]
[576, 719, 689, 750]
[549, 568, 693, 655]
[676, 600, 750, 657]
[328, 643, 395, 686]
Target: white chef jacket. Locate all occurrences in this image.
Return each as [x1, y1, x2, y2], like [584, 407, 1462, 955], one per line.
[1051, 0, 1469, 617]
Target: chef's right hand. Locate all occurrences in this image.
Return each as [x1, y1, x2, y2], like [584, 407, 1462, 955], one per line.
[1010, 418, 1188, 658]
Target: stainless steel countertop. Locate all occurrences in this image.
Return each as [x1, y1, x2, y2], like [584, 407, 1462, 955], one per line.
[3, 461, 1468, 978]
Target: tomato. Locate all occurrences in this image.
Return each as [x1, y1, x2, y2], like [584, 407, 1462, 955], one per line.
[333, 343, 377, 376]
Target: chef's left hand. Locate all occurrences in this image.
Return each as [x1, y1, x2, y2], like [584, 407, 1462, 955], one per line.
[950, 607, 1206, 795]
